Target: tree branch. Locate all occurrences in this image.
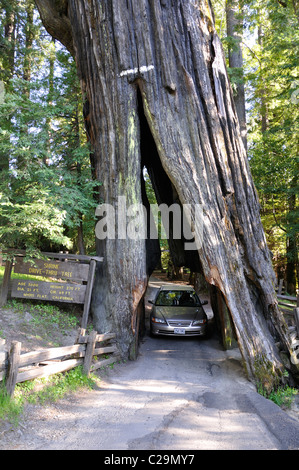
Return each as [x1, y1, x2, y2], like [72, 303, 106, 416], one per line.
[241, 40, 261, 67]
[272, 196, 287, 233]
[34, 0, 74, 56]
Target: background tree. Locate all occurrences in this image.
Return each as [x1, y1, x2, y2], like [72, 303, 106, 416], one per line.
[226, 0, 247, 150]
[0, 0, 97, 255]
[212, 0, 298, 294]
[244, 0, 298, 295]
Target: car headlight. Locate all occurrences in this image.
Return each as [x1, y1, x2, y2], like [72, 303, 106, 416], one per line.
[151, 316, 166, 324]
[192, 319, 207, 326]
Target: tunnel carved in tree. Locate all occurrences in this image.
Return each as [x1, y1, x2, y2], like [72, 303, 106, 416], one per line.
[35, 0, 298, 388]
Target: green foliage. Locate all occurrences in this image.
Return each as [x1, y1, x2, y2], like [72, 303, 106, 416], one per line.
[4, 298, 80, 334]
[245, 0, 298, 290]
[212, 0, 298, 291]
[0, 381, 23, 425]
[26, 302, 79, 333]
[258, 383, 298, 409]
[0, 0, 98, 254]
[143, 168, 170, 269]
[15, 366, 98, 406]
[0, 366, 99, 425]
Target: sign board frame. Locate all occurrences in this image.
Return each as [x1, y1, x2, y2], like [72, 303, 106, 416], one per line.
[13, 257, 90, 282]
[0, 251, 103, 329]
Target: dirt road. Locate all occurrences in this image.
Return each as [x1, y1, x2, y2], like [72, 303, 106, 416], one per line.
[1, 278, 299, 451]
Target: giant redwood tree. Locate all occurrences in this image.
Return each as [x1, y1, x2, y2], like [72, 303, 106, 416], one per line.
[35, 0, 298, 389]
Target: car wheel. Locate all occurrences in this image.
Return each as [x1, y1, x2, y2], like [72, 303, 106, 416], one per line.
[150, 327, 156, 337]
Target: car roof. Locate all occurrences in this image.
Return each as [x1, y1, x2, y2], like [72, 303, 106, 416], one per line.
[159, 284, 195, 291]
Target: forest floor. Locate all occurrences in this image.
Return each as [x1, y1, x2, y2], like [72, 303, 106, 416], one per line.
[0, 274, 299, 450]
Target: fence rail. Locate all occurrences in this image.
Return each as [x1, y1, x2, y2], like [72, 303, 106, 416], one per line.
[277, 294, 298, 315]
[0, 328, 119, 397]
[276, 292, 299, 340]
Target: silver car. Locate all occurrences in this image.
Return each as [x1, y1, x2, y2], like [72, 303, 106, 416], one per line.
[149, 285, 208, 337]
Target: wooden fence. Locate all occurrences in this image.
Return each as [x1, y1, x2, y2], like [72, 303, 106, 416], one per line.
[276, 293, 299, 341]
[0, 328, 119, 397]
[277, 294, 298, 315]
[274, 279, 298, 324]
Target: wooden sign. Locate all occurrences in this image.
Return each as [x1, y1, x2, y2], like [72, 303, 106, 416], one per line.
[0, 251, 100, 329]
[11, 279, 86, 304]
[14, 258, 89, 281]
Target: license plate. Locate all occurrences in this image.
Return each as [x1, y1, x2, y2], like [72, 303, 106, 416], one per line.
[174, 328, 185, 335]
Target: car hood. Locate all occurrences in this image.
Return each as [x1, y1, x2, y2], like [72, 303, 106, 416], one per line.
[155, 306, 200, 321]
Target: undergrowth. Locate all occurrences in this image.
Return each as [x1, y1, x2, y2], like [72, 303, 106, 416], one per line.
[0, 382, 23, 426]
[0, 366, 99, 426]
[258, 384, 298, 409]
[5, 298, 80, 334]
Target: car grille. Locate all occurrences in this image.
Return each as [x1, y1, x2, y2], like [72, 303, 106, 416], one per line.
[167, 320, 192, 327]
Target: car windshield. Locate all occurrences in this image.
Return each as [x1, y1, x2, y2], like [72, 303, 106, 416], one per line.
[155, 290, 200, 307]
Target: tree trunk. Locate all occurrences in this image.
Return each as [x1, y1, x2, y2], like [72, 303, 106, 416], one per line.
[35, 0, 298, 387]
[286, 183, 298, 295]
[0, 1, 16, 175]
[23, 0, 34, 91]
[44, 37, 55, 166]
[257, 23, 269, 134]
[226, 0, 247, 150]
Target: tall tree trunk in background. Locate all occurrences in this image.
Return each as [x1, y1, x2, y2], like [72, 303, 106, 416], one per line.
[3, 1, 16, 81]
[72, 96, 86, 255]
[286, 180, 298, 295]
[18, 0, 34, 170]
[257, 23, 269, 134]
[35, 0, 298, 387]
[226, 0, 247, 151]
[0, 0, 16, 174]
[44, 38, 55, 166]
[23, 0, 34, 92]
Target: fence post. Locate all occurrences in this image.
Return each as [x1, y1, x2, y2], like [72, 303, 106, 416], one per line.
[75, 327, 86, 344]
[6, 340, 21, 397]
[278, 279, 284, 295]
[294, 307, 299, 339]
[81, 260, 96, 330]
[0, 259, 13, 307]
[83, 330, 97, 376]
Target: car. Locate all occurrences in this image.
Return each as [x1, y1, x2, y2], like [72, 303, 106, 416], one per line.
[149, 284, 208, 337]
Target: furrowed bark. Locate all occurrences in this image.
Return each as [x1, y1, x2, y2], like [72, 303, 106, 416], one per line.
[35, 0, 74, 56]
[226, 0, 247, 150]
[35, 0, 298, 386]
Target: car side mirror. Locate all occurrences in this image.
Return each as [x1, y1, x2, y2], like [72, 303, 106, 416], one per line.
[201, 300, 208, 306]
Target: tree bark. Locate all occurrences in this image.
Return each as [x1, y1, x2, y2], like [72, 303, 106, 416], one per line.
[35, 0, 298, 387]
[286, 183, 298, 295]
[0, 1, 16, 175]
[23, 0, 35, 91]
[226, 0, 247, 151]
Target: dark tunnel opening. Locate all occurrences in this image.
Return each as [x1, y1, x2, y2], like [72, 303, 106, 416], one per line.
[137, 86, 204, 277]
[135, 86, 231, 349]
